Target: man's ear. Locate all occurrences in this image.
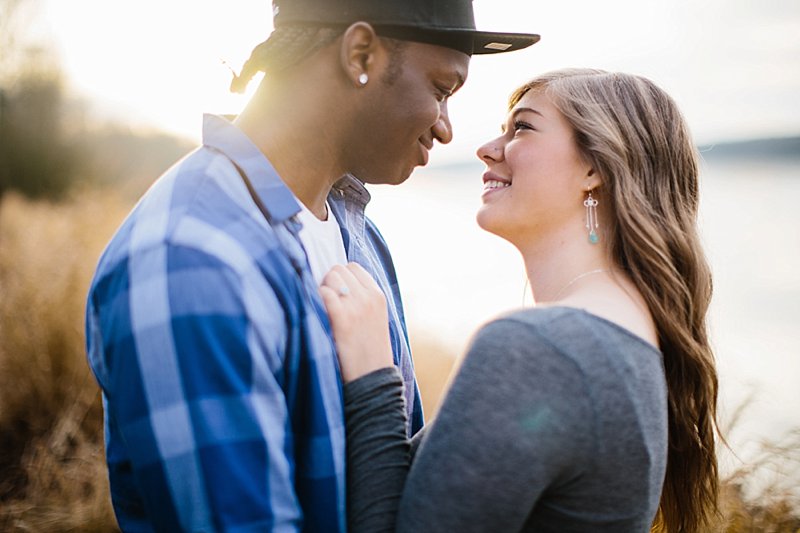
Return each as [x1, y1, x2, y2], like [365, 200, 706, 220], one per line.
[339, 22, 381, 87]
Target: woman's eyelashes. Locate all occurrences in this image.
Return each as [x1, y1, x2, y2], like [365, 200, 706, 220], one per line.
[513, 120, 535, 133]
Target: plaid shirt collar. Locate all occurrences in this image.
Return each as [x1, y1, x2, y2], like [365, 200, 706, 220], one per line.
[202, 113, 301, 223]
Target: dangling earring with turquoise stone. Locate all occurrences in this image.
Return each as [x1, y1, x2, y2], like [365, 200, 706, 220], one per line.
[584, 189, 599, 244]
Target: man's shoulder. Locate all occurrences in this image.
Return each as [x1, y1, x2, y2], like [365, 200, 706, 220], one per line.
[91, 147, 291, 292]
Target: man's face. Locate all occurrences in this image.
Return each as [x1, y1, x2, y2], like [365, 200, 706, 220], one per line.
[349, 42, 470, 185]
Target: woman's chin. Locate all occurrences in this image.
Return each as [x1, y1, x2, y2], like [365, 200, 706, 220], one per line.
[475, 208, 492, 232]
[476, 209, 508, 241]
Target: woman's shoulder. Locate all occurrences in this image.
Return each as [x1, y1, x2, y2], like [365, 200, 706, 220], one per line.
[488, 306, 660, 355]
[462, 306, 666, 418]
[467, 306, 662, 380]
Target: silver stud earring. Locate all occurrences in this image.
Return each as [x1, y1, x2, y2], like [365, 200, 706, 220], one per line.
[584, 189, 599, 244]
[358, 73, 368, 86]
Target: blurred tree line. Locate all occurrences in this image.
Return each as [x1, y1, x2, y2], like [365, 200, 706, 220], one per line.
[0, 56, 78, 201]
[0, 0, 76, 200]
[0, 0, 193, 204]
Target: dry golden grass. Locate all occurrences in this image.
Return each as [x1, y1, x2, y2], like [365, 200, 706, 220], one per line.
[0, 191, 798, 532]
[410, 335, 461, 421]
[714, 428, 800, 532]
[0, 190, 128, 531]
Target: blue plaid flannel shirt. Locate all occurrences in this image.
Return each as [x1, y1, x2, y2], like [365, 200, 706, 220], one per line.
[86, 114, 423, 532]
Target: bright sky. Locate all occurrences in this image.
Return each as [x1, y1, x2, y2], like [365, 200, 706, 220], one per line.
[43, 0, 800, 163]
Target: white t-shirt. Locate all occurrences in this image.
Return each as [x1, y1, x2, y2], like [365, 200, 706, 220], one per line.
[295, 199, 348, 284]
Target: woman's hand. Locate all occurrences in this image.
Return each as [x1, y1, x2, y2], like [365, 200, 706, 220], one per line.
[320, 263, 394, 383]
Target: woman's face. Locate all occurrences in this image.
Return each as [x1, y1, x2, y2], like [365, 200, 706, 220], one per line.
[475, 89, 594, 247]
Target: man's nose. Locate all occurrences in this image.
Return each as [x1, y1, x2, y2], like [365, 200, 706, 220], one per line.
[432, 101, 453, 145]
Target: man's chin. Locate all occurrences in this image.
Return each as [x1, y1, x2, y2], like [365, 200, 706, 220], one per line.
[359, 167, 415, 186]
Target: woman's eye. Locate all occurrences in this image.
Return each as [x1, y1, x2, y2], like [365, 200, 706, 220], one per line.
[513, 120, 534, 132]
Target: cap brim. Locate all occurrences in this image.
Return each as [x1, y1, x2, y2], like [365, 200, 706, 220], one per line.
[469, 31, 541, 55]
[363, 25, 540, 57]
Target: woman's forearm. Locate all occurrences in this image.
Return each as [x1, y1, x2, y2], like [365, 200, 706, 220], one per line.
[343, 366, 411, 533]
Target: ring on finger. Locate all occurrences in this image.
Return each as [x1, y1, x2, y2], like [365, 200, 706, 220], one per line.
[338, 286, 350, 297]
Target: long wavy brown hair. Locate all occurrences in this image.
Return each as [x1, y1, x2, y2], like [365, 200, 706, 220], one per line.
[510, 69, 719, 532]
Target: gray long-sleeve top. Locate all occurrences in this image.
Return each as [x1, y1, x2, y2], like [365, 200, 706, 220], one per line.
[343, 307, 668, 532]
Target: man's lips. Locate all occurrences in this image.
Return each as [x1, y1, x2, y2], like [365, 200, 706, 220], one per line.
[418, 141, 431, 166]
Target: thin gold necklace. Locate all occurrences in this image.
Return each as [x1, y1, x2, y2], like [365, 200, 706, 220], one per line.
[552, 269, 611, 301]
[522, 277, 530, 306]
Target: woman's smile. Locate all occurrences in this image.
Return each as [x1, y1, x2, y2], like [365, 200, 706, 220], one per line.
[481, 171, 511, 198]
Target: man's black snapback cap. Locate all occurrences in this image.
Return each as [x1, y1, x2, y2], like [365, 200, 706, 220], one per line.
[272, 0, 540, 55]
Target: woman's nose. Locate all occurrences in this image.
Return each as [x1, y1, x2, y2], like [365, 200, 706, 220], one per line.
[476, 138, 503, 163]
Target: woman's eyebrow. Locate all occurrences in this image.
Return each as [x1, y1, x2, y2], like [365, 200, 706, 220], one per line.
[502, 107, 544, 132]
[512, 107, 544, 120]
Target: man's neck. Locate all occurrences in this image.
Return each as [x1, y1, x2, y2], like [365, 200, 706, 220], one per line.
[235, 83, 345, 220]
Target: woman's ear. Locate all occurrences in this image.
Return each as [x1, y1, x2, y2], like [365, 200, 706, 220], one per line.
[585, 167, 603, 191]
[339, 22, 380, 88]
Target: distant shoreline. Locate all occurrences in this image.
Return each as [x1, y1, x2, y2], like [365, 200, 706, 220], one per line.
[698, 136, 800, 161]
[426, 136, 800, 176]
